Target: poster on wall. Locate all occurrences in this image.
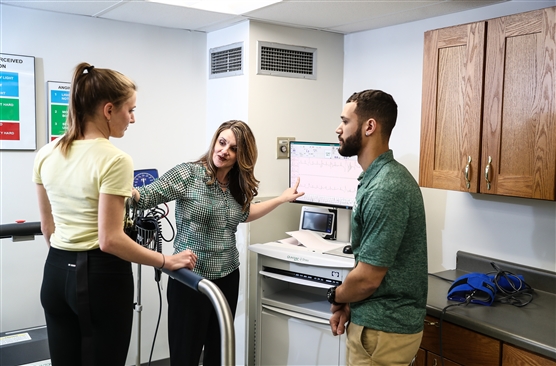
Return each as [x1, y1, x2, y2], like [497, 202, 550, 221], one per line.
[0, 53, 36, 150]
[47, 81, 70, 142]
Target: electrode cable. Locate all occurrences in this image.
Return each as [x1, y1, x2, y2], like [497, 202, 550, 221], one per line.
[126, 199, 176, 366]
[428, 262, 534, 366]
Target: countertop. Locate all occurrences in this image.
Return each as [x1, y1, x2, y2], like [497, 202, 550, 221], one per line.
[426, 269, 556, 360]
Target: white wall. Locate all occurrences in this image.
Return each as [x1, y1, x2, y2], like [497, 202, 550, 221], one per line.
[248, 21, 344, 198]
[206, 21, 251, 365]
[343, 0, 556, 273]
[0, 5, 207, 364]
[206, 21, 250, 141]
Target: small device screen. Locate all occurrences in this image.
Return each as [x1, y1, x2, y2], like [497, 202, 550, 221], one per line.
[301, 211, 333, 233]
[299, 206, 336, 239]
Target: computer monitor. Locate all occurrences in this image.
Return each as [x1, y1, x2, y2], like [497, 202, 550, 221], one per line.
[289, 141, 363, 210]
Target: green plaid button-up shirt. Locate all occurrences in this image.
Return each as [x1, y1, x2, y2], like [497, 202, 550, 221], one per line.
[136, 162, 250, 280]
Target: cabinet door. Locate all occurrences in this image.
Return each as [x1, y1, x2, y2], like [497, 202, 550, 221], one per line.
[419, 22, 486, 192]
[502, 344, 556, 366]
[420, 316, 500, 366]
[481, 7, 556, 200]
[260, 307, 343, 366]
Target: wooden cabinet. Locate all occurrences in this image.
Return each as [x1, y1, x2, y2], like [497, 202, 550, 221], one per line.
[419, 316, 556, 366]
[419, 20, 486, 193]
[502, 344, 556, 366]
[419, 7, 556, 200]
[419, 315, 500, 366]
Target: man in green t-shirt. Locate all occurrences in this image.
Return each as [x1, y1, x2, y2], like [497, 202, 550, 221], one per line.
[327, 89, 428, 365]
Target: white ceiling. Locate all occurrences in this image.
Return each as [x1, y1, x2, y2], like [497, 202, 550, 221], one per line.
[4, 0, 508, 34]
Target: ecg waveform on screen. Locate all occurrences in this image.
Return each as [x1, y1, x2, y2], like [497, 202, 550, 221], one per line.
[291, 158, 361, 177]
[290, 143, 363, 207]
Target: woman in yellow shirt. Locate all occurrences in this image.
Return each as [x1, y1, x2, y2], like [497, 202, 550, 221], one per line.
[33, 62, 197, 366]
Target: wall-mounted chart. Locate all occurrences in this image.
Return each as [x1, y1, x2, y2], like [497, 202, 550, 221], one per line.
[0, 53, 36, 150]
[47, 81, 70, 142]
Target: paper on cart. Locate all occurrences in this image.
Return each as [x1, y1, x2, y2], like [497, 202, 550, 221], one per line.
[285, 230, 340, 252]
[277, 236, 301, 246]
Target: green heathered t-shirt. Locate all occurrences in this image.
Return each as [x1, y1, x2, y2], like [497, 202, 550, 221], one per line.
[350, 150, 428, 334]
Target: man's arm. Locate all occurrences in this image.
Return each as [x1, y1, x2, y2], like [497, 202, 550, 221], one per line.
[335, 261, 388, 303]
[328, 262, 386, 336]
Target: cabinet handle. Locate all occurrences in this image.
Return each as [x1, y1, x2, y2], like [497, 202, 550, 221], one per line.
[484, 156, 492, 190]
[262, 304, 330, 325]
[464, 156, 472, 189]
[433, 359, 438, 366]
[424, 319, 439, 327]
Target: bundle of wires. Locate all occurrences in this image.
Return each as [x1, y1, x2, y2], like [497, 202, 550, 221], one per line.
[124, 198, 176, 269]
[487, 262, 534, 307]
[429, 262, 535, 366]
[124, 197, 176, 366]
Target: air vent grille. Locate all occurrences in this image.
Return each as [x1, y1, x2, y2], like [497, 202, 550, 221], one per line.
[210, 42, 243, 79]
[258, 41, 316, 79]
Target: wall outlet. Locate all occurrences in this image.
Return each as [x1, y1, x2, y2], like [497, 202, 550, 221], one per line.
[277, 137, 295, 159]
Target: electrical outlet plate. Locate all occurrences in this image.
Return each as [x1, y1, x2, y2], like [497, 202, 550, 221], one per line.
[277, 137, 295, 159]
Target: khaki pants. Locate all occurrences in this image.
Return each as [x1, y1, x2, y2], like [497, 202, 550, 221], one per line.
[345, 322, 423, 366]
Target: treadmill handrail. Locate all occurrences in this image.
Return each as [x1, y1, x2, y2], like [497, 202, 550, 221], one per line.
[0, 222, 42, 239]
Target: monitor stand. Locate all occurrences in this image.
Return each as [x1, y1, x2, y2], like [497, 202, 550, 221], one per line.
[335, 209, 351, 243]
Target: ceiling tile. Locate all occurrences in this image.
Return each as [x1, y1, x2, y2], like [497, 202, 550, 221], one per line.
[327, 0, 508, 33]
[3, 0, 123, 16]
[5, 0, 513, 34]
[246, 0, 442, 30]
[99, 1, 239, 30]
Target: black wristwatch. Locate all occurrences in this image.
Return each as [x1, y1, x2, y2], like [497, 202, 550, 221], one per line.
[327, 286, 340, 305]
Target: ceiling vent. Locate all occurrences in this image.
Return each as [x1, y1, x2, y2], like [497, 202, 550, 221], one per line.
[209, 42, 243, 79]
[257, 41, 317, 80]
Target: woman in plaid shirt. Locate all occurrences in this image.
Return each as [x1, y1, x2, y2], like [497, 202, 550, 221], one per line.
[133, 120, 303, 365]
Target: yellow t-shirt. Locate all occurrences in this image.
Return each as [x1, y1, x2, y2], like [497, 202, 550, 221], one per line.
[33, 138, 133, 251]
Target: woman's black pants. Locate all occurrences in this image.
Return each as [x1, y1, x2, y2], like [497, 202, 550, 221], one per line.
[40, 247, 134, 366]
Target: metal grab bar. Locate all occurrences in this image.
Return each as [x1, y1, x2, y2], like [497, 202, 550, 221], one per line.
[0, 221, 42, 240]
[162, 267, 235, 366]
